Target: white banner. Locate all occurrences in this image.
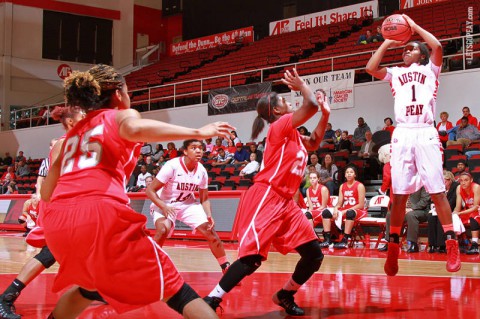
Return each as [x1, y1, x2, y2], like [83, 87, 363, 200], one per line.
[291, 70, 355, 110]
[269, 1, 378, 35]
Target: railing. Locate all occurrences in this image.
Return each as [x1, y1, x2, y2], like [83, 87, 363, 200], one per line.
[9, 34, 480, 130]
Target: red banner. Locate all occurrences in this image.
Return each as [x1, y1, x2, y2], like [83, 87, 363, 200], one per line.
[170, 27, 254, 56]
[400, 0, 448, 9]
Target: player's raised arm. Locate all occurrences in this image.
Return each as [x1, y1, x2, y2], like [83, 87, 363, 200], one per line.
[366, 39, 400, 80]
[402, 15, 443, 66]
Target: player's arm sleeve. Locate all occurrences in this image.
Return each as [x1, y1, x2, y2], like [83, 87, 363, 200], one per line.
[383, 68, 393, 81]
[429, 60, 441, 78]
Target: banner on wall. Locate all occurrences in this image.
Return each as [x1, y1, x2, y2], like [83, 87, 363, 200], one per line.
[170, 27, 254, 56]
[269, 1, 378, 35]
[400, 0, 448, 9]
[208, 82, 272, 116]
[291, 70, 355, 110]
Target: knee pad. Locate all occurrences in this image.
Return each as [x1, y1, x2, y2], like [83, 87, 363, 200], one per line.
[305, 211, 313, 220]
[470, 218, 480, 231]
[345, 209, 356, 220]
[239, 255, 262, 275]
[322, 209, 332, 219]
[34, 246, 56, 268]
[78, 287, 106, 302]
[167, 283, 199, 315]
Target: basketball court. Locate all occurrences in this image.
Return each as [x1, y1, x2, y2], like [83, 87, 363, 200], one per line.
[1, 232, 478, 318]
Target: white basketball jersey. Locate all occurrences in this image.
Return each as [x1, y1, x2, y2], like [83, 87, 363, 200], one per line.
[155, 157, 208, 205]
[384, 61, 440, 125]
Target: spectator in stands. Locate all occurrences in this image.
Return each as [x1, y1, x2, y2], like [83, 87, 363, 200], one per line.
[157, 155, 167, 168]
[320, 166, 366, 249]
[456, 106, 478, 126]
[249, 143, 263, 163]
[357, 30, 372, 45]
[301, 165, 318, 197]
[320, 123, 336, 147]
[231, 131, 241, 145]
[298, 126, 310, 136]
[204, 138, 214, 154]
[231, 143, 250, 169]
[1, 174, 14, 194]
[211, 148, 232, 169]
[145, 156, 156, 174]
[4, 180, 17, 194]
[319, 153, 338, 196]
[138, 176, 154, 192]
[436, 111, 453, 148]
[337, 130, 352, 153]
[164, 142, 178, 159]
[208, 138, 223, 159]
[257, 137, 266, 152]
[152, 144, 164, 162]
[446, 116, 480, 148]
[333, 129, 342, 148]
[136, 154, 146, 167]
[3, 152, 12, 167]
[454, 172, 480, 255]
[383, 117, 395, 136]
[454, 160, 468, 180]
[427, 170, 459, 253]
[136, 165, 152, 189]
[359, 130, 380, 180]
[368, 26, 384, 43]
[379, 186, 431, 253]
[239, 153, 260, 179]
[226, 139, 237, 154]
[309, 153, 321, 173]
[15, 151, 26, 163]
[140, 142, 153, 156]
[1, 166, 16, 182]
[353, 117, 371, 143]
[15, 160, 30, 177]
[36, 106, 49, 126]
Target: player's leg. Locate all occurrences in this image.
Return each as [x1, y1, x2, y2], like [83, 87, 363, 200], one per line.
[319, 208, 333, 248]
[272, 240, 323, 316]
[47, 287, 95, 319]
[385, 194, 409, 276]
[195, 223, 229, 271]
[466, 218, 479, 255]
[166, 283, 218, 319]
[334, 209, 356, 249]
[0, 246, 56, 318]
[153, 216, 173, 246]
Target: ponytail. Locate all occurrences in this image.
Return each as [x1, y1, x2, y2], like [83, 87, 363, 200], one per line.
[251, 92, 279, 140]
[251, 115, 265, 140]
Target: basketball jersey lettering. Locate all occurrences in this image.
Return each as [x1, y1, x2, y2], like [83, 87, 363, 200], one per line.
[172, 192, 193, 203]
[176, 182, 200, 191]
[291, 150, 307, 176]
[405, 104, 424, 116]
[397, 71, 426, 86]
[61, 124, 104, 175]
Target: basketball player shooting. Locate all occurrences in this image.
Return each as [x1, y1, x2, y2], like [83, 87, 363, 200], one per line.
[366, 14, 461, 276]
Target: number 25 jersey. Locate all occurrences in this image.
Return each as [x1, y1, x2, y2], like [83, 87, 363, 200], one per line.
[51, 109, 141, 204]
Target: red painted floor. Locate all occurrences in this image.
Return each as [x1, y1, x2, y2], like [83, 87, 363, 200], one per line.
[2, 271, 478, 318]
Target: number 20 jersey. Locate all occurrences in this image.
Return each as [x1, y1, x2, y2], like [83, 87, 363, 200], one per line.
[384, 61, 440, 125]
[51, 109, 141, 204]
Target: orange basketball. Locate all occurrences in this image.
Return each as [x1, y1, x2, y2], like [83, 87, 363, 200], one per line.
[381, 14, 412, 43]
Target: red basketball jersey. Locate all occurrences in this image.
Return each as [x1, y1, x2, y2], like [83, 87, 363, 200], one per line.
[308, 185, 329, 210]
[459, 183, 480, 222]
[340, 181, 362, 209]
[51, 109, 141, 204]
[25, 202, 40, 225]
[254, 113, 308, 198]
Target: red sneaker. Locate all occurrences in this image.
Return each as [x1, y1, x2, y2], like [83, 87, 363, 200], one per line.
[445, 239, 461, 272]
[384, 242, 400, 276]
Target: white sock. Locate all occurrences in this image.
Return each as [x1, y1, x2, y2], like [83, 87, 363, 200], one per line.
[209, 284, 227, 298]
[472, 237, 478, 243]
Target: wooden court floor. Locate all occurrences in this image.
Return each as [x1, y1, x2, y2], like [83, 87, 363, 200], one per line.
[0, 232, 479, 319]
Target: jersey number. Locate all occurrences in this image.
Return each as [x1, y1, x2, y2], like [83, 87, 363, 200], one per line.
[291, 150, 307, 176]
[411, 84, 417, 102]
[61, 125, 104, 175]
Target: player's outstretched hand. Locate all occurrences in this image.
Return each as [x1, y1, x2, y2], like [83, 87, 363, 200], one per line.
[385, 38, 406, 48]
[163, 205, 176, 218]
[281, 68, 306, 91]
[401, 14, 417, 34]
[199, 122, 236, 140]
[315, 90, 331, 115]
[207, 216, 215, 230]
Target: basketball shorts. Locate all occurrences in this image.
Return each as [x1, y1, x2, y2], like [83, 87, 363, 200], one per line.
[236, 183, 317, 260]
[390, 125, 445, 194]
[150, 202, 208, 237]
[43, 197, 184, 313]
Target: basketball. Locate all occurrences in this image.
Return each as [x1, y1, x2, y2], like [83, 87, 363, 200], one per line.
[381, 14, 412, 43]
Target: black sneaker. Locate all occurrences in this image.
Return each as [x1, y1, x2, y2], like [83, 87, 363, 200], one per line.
[272, 289, 305, 316]
[466, 242, 479, 255]
[333, 238, 348, 249]
[0, 293, 21, 319]
[319, 240, 331, 248]
[203, 296, 223, 313]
